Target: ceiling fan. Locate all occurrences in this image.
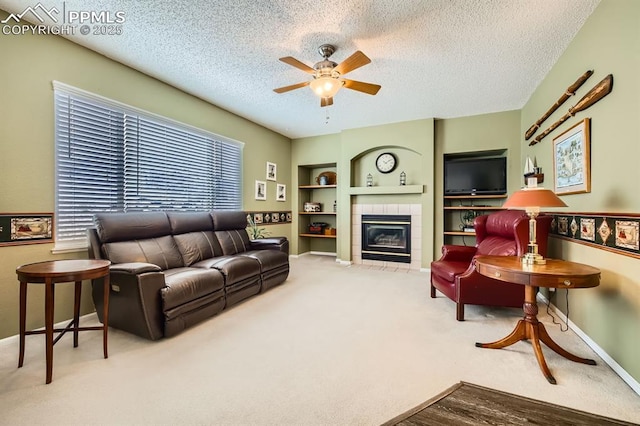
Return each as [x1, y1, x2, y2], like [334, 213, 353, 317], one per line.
[273, 44, 381, 107]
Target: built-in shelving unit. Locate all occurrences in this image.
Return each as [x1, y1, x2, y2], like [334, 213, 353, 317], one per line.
[443, 195, 506, 238]
[297, 164, 338, 253]
[442, 150, 508, 244]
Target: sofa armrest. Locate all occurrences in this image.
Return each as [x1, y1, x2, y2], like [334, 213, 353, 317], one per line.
[91, 265, 166, 340]
[250, 237, 289, 255]
[110, 262, 162, 274]
[439, 245, 477, 262]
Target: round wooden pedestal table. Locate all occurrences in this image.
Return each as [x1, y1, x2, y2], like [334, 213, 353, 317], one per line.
[16, 259, 111, 384]
[473, 255, 600, 385]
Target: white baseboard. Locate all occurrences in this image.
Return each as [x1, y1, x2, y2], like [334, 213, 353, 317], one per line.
[309, 251, 337, 257]
[537, 293, 640, 396]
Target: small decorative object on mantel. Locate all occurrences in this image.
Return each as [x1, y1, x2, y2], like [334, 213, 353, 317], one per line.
[315, 171, 336, 185]
[400, 171, 406, 186]
[530, 74, 613, 146]
[366, 173, 373, 187]
[525, 70, 593, 141]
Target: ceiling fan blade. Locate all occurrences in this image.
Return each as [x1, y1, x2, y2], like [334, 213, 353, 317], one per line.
[273, 81, 310, 94]
[320, 97, 333, 107]
[342, 79, 381, 95]
[279, 56, 315, 74]
[335, 51, 371, 75]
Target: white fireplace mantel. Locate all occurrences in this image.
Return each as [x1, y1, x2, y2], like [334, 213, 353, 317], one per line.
[348, 185, 424, 195]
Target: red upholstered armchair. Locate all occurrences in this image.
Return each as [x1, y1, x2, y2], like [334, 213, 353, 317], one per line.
[430, 209, 553, 321]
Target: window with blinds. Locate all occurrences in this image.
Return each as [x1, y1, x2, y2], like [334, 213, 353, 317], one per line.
[54, 82, 243, 250]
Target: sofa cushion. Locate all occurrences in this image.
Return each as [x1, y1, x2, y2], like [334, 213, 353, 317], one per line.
[174, 232, 223, 266]
[167, 211, 214, 234]
[102, 236, 184, 270]
[215, 230, 251, 255]
[161, 267, 225, 311]
[211, 211, 248, 231]
[242, 249, 289, 272]
[94, 211, 171, 242]
[193, 255, 260, 284]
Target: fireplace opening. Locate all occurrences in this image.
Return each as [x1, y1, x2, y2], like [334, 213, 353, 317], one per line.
[361, 215, 411, 263]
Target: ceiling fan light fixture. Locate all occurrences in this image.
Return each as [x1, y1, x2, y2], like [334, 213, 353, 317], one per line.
[310, 76, 343, 98]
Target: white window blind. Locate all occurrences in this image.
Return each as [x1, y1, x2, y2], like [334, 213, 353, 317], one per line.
[54, 82, 243, 250]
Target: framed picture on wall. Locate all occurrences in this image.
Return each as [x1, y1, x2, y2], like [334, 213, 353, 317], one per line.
[266, 162, 277, 181]
[255, 180, 266, 200]
[553, 118, 591, 195]
[276, 183, 286, 201]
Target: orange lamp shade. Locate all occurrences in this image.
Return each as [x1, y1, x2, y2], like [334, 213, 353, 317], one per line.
[502, 188, 567, 209]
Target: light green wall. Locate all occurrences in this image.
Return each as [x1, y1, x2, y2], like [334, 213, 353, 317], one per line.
[293, 119, 434, 266]
[0, 10, 291, 339]
[521, 0, 639, 382]
[433, 110, 522, 252]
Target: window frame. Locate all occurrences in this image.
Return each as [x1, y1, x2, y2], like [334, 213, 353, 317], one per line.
[52, 81, 243, 252]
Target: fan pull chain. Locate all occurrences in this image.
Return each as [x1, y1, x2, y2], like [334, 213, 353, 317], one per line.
[325, 106, 331, 125]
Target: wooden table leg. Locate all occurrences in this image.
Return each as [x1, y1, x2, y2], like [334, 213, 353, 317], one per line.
[528, 320, 557, 384]
[45, 278, 54, 384]
[73, 281, 82, 348]
[475, 319, 527, 349]
[18, 281, 26, 368]
[537, 321, 597, 365]
[476, 285, 597, 384]
[103, 275, 109, 359]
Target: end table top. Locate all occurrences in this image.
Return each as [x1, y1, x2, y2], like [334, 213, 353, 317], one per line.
[474, 256, 600, 289]
[16, 259, 111, 282]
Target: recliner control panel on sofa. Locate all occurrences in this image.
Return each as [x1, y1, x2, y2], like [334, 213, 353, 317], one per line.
[87, 211, 289, 340]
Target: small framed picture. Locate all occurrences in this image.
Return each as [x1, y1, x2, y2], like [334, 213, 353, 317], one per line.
[255, 180, 266, 200]
[0, 213, 54, 246]
[553, 118, 591, 195]
[276, 183, 286, 201]
[266, 162, 277, 181]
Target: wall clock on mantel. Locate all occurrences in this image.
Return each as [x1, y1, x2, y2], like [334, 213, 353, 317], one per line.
[375, 152, 397, 174]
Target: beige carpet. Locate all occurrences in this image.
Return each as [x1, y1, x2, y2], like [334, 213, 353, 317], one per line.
[0, 255, 638, 425]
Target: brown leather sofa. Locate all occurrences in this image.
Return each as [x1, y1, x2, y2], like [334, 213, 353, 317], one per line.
[87, 211, 289, 340]
[430, 210, 552, 321]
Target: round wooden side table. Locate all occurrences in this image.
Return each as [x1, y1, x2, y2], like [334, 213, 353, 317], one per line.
[474, 255, 600, 384]
[16, 259, 111, 384]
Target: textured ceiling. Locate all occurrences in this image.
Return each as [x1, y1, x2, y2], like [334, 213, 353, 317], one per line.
[0, 0, 600, 139]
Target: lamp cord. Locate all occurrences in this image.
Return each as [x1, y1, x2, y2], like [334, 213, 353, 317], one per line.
[545, 288, 569, 332]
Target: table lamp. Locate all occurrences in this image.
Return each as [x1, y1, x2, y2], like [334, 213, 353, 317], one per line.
[502, 177, 567, 265]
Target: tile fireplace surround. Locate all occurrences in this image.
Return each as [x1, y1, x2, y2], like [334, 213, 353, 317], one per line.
[352, 204, 422, 270]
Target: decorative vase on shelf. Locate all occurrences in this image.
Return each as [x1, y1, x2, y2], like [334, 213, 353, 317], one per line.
[400, 171, 406, 186]
[366, 173, 373, 187]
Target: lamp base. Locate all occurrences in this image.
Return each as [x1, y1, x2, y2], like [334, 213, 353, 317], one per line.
[521, 252, 546, 265]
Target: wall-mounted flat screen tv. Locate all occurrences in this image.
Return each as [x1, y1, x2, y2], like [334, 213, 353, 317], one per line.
[444, 157, 507, 195]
